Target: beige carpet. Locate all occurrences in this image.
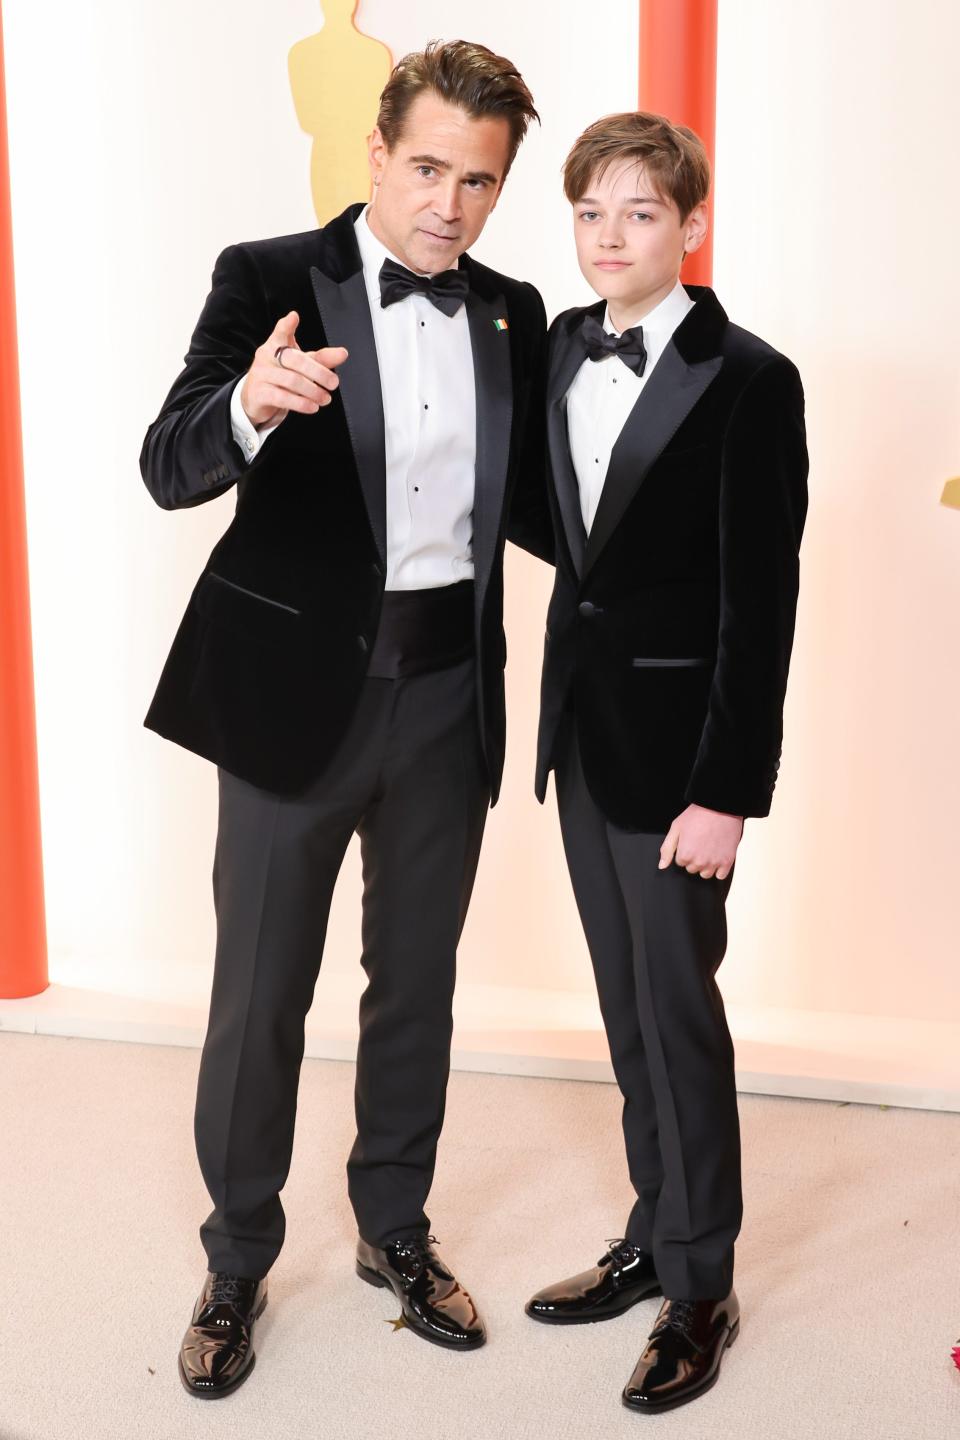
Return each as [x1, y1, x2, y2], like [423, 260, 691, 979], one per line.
[1, 1030, 959, 1439]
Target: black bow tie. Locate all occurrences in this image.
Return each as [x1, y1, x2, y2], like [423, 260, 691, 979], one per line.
[581, 313, 648, 377]
[378, 258, 469, 317]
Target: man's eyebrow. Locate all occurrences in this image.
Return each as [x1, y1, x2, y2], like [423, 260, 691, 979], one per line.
[409, 154, 499, 184]
[578, 195, 667, 206]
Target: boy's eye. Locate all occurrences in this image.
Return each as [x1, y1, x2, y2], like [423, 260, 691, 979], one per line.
[578, 210, 599, 222]
[630, 211, 653, 222]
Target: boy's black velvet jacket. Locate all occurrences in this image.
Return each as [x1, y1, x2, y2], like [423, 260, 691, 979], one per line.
[536, 286, 809, 832]
[140, 203, 550, 800]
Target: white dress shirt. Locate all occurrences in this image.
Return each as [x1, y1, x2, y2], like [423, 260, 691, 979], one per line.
[231, 206, 477, 592]
[565, 280, 695, 535]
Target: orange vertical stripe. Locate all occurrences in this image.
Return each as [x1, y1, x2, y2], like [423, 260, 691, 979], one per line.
[0, 2, 48, 998]
[639, 0, 718, 286]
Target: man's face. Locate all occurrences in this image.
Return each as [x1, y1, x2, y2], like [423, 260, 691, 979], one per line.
[572, 162, 707, 313]
[367, 91, 512, 274]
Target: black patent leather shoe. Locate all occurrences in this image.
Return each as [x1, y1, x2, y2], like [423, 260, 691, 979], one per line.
[525, 1239, 662, 1324]
[622, 1291, 740, 1413]
[178, 1271, 268, 1399]
[356, 1234, 486, 1350]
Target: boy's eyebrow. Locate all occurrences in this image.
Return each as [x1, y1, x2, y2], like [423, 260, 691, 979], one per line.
[409, 153, 498, 184]
[578, 195, 668, 206]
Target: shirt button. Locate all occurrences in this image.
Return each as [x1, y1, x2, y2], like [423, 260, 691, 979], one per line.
[245, 438, 255, 452]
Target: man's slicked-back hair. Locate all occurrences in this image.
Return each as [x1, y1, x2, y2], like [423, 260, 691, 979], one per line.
[375, 39, 540, 182]
[563, 111, 710, 220]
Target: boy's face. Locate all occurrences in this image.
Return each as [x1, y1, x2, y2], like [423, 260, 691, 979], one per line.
[367, 91, 511, 275]
[572, 162, 707, 314]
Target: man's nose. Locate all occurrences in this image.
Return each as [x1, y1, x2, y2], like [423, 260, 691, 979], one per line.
[434, 179, 462, 224]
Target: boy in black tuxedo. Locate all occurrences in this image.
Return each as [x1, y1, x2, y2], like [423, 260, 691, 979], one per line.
[525, 112, 808, 1413]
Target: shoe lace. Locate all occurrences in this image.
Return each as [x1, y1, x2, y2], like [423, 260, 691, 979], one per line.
[600, 1237, 642, 1268]
[209, 1273, 248, 1307]
[394, 1233, 439, 1263]
[660, 1298, 697, 1335]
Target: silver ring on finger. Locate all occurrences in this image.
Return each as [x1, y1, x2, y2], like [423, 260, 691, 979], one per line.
[274, 345, 290, 368]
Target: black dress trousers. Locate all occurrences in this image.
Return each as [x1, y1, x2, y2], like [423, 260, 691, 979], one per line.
[194, 656, 489, 1279]
[555, 721, 742, 1301]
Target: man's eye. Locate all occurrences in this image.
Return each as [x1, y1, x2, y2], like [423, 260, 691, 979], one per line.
[417, 166, 435, 178]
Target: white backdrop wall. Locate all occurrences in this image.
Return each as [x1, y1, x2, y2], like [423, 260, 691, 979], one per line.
[4, 1, 959, 1040]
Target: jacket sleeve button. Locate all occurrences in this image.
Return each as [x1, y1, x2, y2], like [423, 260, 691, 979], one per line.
[357, 635, 369, 653]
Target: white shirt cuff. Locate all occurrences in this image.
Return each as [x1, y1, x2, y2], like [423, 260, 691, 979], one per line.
[230, 377, 281, 462]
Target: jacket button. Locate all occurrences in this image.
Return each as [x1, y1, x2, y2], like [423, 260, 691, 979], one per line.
[357, 635, 369, 653]
[578, 601, 597, 618]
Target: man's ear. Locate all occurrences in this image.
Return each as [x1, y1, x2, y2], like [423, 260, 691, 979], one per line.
[682, 200, 709, 255]
[368, 125, 388, 186]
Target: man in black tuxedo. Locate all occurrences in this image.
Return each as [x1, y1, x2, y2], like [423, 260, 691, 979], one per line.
[139, 40, 549, 1397]
[525, 113, 808, 1414]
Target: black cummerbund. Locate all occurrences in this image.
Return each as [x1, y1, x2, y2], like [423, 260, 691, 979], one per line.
[366, 579, 476, 680]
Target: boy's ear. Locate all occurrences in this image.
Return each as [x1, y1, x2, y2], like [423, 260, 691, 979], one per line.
[682, 200, 709, 255]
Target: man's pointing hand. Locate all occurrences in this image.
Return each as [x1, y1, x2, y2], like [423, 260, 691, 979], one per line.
[240, 310, 348, 429]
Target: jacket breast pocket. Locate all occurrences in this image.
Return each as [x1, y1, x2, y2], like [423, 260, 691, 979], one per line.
[655, 441, 710, 464]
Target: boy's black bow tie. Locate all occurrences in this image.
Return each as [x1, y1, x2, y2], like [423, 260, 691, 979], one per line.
[581, 313, 648, 376]
[378, 259, 470, 317]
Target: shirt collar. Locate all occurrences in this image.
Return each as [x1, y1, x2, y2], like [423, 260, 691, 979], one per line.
[603, 279, 694, 338]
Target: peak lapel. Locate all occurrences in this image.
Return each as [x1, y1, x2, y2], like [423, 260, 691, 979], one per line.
[310, 209, 387, 566]
[465, 283, 513, 615]
[582, 344, 722, 576]
[582, 289, 728, 578]
[546, 309, 598, 578]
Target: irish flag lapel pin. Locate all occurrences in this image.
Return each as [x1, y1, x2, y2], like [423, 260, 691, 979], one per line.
[493, 317, 509, 332]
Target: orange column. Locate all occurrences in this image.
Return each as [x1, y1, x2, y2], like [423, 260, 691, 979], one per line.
[639, 0, 718, 286]
[0, 2, 48, 998]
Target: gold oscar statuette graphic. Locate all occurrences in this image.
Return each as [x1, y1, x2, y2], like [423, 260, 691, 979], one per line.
[289, 1, 393, 226]
[940, 477, 960, 511]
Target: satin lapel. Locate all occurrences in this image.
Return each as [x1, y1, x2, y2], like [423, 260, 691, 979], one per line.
[309, 265, 387, 567]
[466, 288, 513, 614]
[582, 343, 723, 578]
[546, 324, 591, 578]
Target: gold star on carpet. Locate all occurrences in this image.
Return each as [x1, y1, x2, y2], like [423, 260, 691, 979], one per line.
[385, 1314, 407, 1332]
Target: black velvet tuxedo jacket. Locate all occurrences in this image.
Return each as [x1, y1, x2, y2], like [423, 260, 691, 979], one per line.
[140, 203, 549, 800]
[536, 286, 809, 832]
